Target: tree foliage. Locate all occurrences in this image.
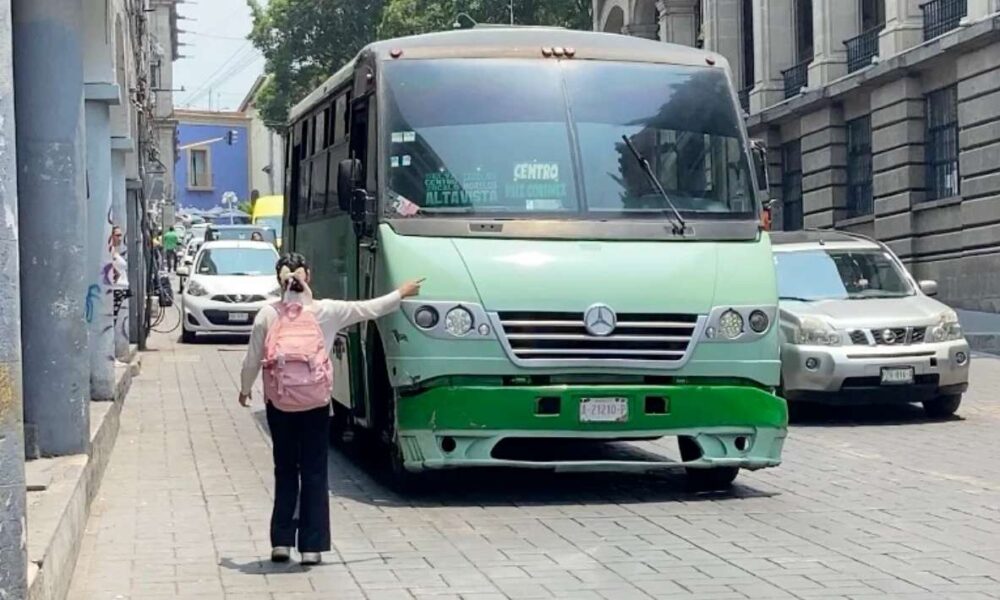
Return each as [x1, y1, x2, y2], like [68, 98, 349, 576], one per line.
[248, 0, 592, 126]
[379, 0, 592, 39]
[246, 0, 385, 127]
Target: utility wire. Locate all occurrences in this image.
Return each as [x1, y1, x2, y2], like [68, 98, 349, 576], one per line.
[178, 0, 331, 110]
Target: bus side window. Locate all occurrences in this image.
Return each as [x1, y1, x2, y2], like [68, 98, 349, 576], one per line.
[365, 101, 377, 191]
[349, 99, 370, 186]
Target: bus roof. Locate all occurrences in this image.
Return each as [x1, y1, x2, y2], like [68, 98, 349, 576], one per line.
[252, 195, 283, 217]
[289, 27, 728, 123]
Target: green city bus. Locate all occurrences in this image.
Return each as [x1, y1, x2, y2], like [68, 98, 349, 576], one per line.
[283, 26, 787, 489]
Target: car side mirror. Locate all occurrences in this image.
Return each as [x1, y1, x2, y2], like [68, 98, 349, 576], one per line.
[919, 280, 938, 296]
[750, 139, 769, 192]
[337, 159, 363, 212]
[176, 266, 189, 277]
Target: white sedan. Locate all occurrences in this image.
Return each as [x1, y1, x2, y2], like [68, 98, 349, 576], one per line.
[178, 240, 281, 342]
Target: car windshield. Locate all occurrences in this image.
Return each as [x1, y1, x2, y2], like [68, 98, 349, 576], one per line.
[195, 248, 277, 276]
[255, 216, 282, 235]
[775, 249, 914, 301]
[209, 227, 276, 243]
[383, 59, 754, 220]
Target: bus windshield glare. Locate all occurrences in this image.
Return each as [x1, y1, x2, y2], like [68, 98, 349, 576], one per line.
[383, 59, 755, 220]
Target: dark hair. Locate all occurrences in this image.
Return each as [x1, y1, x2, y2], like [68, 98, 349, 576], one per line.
[275, 252, 309, 281]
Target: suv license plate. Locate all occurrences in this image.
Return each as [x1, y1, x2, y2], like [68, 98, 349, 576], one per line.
[229, 312, 250, 323]
[881, 367, 914, 385]
[580, 397, 629, 423]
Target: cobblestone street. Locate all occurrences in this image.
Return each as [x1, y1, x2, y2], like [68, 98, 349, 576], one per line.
[68, 331, 1000, 600]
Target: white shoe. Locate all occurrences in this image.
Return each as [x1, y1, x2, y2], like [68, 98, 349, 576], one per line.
[271, 547, 291, 562]
[300, 552, 321, 565]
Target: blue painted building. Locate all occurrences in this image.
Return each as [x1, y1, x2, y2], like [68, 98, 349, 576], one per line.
[174, 110, 251, 211]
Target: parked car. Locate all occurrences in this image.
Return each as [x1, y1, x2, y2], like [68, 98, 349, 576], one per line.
[177, 240, 281, 342]
[180, 238, 203, 268]
[184, 223, 208, 246]
[204, 224, 277, 244]
[772, 230, 970, 418]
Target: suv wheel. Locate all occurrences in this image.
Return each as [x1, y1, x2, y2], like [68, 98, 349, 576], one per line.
[923, 393, 961, 419]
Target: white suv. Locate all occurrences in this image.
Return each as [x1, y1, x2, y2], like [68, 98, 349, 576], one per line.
[772, 230, 970, 418]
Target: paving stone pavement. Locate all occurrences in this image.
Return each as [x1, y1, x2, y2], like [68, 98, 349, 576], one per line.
[68, 328, 1000, 600]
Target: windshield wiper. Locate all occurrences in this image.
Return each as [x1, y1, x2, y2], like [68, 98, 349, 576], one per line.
[620, 135, 687, 235]
[779, 295, 816, 302]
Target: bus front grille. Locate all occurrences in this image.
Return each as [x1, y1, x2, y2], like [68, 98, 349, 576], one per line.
[494, 311, 701, 366]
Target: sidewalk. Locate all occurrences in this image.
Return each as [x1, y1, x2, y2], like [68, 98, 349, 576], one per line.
[67, 332, 352, 599]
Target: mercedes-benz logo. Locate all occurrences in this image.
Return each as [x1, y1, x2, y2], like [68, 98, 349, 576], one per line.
[882, 328, 897, 344]
[584, 303, 617, 337]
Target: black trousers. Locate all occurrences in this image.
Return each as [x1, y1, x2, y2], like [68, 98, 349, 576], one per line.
[166, 249, 177, 271]
[265, 402, 331, 552]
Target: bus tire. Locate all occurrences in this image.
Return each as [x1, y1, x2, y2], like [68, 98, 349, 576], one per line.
[329, 402, 350, 447]
[366, 328, 424, 493]
[678, 435, 739, 491]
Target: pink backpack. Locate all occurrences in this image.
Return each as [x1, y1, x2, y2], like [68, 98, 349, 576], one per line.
[262, 302, 333, 412]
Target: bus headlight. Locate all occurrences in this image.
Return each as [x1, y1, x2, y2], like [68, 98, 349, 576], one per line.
[718, 310, 744, 339]
[749, 310, 770, 333]
[444, 307, 474, 336]
[414, 306, 440, 329]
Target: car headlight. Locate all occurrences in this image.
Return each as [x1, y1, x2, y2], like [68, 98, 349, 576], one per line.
[444, 306, 474, 336]
[792, 316, 841, 346]
[186, 280, 208, 297]
[929, 310, 963, 342]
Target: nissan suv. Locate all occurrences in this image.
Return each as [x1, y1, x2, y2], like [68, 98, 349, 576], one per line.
[772, 230, 969, 418]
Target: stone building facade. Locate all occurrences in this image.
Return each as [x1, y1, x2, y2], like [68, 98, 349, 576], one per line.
[594, 0, 1000, 312]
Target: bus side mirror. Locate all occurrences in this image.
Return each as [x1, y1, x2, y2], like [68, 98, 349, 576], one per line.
[337, 159, 363, 213]
[751, 140, 769, 192]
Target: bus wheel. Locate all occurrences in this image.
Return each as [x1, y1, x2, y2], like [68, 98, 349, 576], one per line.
[329, 403, 351, 447]
[678, 436, 739, 491]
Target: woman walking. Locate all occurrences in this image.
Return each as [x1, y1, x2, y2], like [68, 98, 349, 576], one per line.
[238, 252, 422, 565]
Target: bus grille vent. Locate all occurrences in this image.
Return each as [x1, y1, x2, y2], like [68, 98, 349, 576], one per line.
[495, 311, 700, 365]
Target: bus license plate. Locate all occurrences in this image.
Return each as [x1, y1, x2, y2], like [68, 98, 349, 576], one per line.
[881, 366, 914, 385]
[229, 312, 250, 323]
[580, 397, 629, 423]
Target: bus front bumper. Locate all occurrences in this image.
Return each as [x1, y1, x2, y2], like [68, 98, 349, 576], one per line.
[395, 384, 787, 473]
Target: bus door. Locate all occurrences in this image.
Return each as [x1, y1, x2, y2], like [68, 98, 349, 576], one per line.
[347, 95, 378, 428]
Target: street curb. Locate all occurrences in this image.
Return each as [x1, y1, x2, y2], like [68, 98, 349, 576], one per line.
[26, 354, 141, 600]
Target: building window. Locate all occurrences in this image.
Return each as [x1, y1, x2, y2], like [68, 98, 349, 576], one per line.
[150, 60, 162, 89]
[188, 148, 211, 189]
[846, 116, 873, 218]
[739, 0, 754, 111]
[861, 0, 886, 30]
[795, 0, 814, 62]
[782, 140, 803, 231]
[925, 86, 960, 201]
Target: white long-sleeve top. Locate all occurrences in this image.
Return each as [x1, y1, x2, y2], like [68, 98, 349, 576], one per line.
[239, 290, 402, 396]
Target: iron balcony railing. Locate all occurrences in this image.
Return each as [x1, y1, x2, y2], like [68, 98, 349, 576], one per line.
[921, 0, 967, 40]
[738, 85, 752, 114]
[781, 59, 810, 99]
[844, 26, 882, 73]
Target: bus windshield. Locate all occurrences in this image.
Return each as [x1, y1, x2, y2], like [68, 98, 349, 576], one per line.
[383, 59, 755, 220]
